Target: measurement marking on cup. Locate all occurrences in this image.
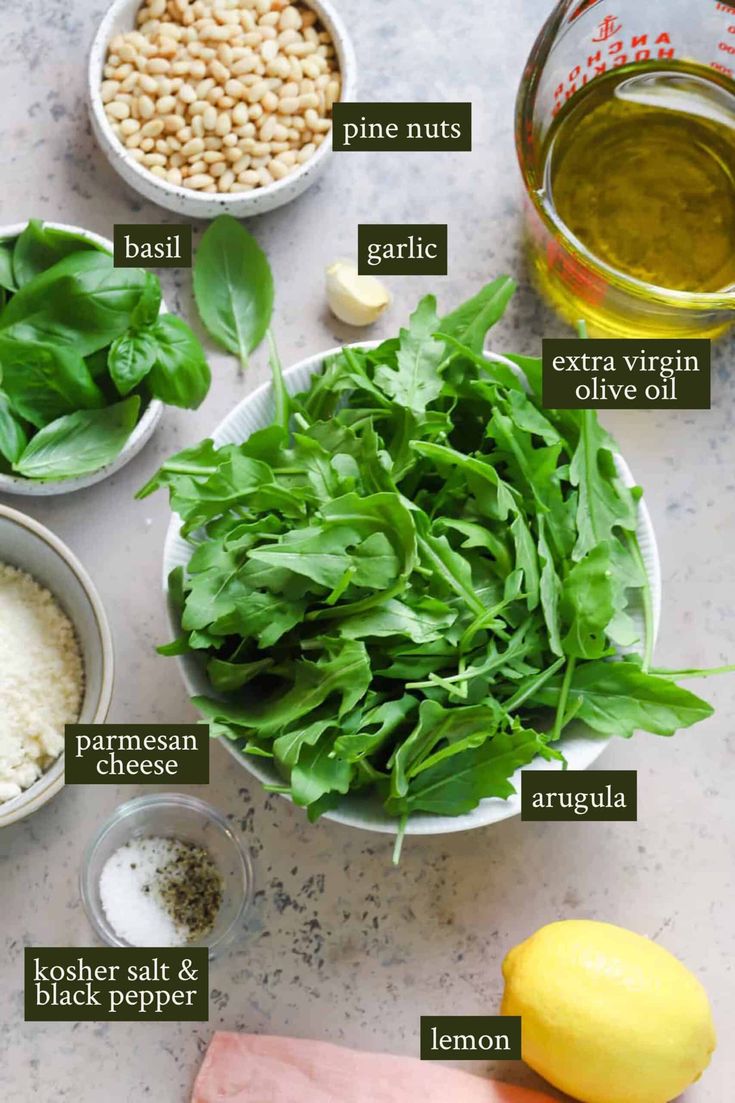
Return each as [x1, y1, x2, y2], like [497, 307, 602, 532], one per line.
[552, 32, 676, 112]
[592, 15, 623, 43]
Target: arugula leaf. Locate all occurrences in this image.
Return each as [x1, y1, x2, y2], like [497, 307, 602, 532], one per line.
[249, 525, 401, 591]
[438, 276, 516, 353]
[532, 660, 714, 738]
[569, 409, 638, 558]
[538, 516, 563, 657]
[194, 640, 371, 737]
[145, 279, 729, 836]
[193, 214, 273, 371]
[560, 543, 615, 660]
[207, 657, 272, 691]
[374, 295, 445, 415]
[390, 699, 502, 798]
[338, 595, 456, 643]
[291, 732, 354, 808]
[386, 723, 548, 816]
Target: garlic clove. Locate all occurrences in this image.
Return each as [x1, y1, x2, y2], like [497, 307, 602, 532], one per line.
[325, 261, 390, 327]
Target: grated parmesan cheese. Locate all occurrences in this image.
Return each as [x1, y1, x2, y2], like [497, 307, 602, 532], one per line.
[0, 563, 84, 803]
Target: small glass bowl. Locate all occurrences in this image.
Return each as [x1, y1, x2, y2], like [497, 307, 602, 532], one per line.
[80, 793, 253, 958]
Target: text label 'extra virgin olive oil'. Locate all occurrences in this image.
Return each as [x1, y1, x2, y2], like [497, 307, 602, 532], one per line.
[541, 61, 735, 296]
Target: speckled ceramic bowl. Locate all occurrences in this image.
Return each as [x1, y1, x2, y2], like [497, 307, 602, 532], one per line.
[88, 0, 357, 219]
[0, 505, 114, 828]
[0, 221, 164, 497]
[162, 344, 662, 838]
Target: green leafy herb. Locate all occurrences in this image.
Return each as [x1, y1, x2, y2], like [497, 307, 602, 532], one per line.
[0, 246, 17, 294]
[108, 330, 159, 396]
[143, 280, 723, 837]
[12, 219, 101, 288]
[0, 221, 211, 480]
[192, 214, 273, 371]
[0, 337, 103, 428]
[147, 315, 211, 408]
[13, 397, 140, 479]
[0, 391, 28, 464]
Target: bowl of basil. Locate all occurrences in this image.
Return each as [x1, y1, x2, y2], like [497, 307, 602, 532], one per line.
[0, 220, 211, 495]
[148, 280, 725, 846]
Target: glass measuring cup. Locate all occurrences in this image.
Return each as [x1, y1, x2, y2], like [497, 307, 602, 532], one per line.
[516, 0, 735, 337]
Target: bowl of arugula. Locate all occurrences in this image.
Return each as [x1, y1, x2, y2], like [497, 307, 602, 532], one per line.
[146, 276, 725, 849]
[0, 220, 210, 495]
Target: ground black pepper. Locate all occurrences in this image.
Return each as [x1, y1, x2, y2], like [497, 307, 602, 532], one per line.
[154, 839, 223, 942]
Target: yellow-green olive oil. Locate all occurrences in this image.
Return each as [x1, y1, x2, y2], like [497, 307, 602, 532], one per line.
[542, 62, 735, 294]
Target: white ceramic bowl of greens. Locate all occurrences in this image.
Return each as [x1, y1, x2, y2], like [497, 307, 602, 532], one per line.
[162, 343, 662, 837]
[0, 504, 114, 828]
[88, 0, 357, 219]
[0, 221, 164, 497]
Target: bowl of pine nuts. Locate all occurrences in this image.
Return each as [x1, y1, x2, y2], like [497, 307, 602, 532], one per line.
[88, 0, 356, 218]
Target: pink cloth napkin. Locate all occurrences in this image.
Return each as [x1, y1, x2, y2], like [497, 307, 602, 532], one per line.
[192, 1033, 557, 1103]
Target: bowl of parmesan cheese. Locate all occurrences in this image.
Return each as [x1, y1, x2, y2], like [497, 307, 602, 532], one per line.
[0, 505, 114, 827]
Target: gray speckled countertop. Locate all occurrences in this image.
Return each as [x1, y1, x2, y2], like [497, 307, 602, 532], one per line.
[1, 1, 734, 1100]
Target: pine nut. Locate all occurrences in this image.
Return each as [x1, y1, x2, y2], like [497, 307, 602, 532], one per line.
[101, 80, 121, 102]
[296, 141, 315, 163]
[106, 100, 131, 120]
[215, 112, 232, 135]
[186, 172, 215, 188]
[105, 0, 340, 194]
[181, 136, 204, 156]
[141, 117, 165, 137]
[138, 93, 155, 118]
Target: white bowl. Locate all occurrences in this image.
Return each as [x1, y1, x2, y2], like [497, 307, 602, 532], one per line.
[163, 345, 662, 836]
[0, 505, 114, 827]
[0, 221, 164, 497]
[88, 0, 357, 219]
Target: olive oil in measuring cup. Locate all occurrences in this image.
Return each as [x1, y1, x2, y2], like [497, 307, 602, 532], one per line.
[535, 61, 735, 334]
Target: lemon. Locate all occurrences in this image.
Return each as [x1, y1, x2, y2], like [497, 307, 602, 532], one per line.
[501, 920, 716, 1103]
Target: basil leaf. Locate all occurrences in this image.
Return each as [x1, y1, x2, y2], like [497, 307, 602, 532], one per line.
[131, 271, 162, 329]
[0, 337, 103, 428]
[12, 219, 102, 287]
[147, 314, 210, 408]
[109, 329, 158, 395]
[193, 214, 273, 369]
[0, 391, 28, 464]
[85, 347, 109, 379]
[0, 251, 149, 356]
[0, 244, 17, 293]
[13, 396, 140, 480]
